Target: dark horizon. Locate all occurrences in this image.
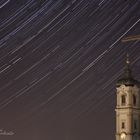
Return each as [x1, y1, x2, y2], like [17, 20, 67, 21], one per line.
[0, 0, 140, 140]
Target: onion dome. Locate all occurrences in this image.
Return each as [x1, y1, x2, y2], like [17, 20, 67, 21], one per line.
[116, 54, 139, 87]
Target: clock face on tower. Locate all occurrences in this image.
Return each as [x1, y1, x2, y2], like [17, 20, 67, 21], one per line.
[120, 132, 126, 140]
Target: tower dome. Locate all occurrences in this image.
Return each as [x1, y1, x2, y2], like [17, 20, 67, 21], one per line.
[116, 54, 139, 87]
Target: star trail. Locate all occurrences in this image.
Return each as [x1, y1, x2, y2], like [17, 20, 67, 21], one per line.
[0, 0, 140, 140]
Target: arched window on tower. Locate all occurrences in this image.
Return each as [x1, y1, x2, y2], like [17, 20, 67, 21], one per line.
[121, 95, 126, 106]
[133, 95, 136, 106]
[122, 122, 125, 129]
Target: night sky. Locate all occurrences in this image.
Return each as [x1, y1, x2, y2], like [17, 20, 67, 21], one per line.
[0, 0, 140, 140]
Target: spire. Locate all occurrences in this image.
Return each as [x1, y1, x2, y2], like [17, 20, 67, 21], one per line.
[124, 53, 132, 79]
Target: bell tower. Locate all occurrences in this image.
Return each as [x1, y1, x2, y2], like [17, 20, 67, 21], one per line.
[115, 55, 140, 140]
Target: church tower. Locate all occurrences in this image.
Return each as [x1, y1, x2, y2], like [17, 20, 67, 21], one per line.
[115, 55, 140, 140]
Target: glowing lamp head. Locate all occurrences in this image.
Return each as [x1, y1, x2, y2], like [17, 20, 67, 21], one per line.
[120, 132, 126, 139]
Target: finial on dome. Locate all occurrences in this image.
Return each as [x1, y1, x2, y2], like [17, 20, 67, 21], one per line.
[124, 53, 131, 78]
[126, 53, 130, 64]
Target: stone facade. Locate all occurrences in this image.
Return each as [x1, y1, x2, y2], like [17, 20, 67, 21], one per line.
[116, 85, 140, 140]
